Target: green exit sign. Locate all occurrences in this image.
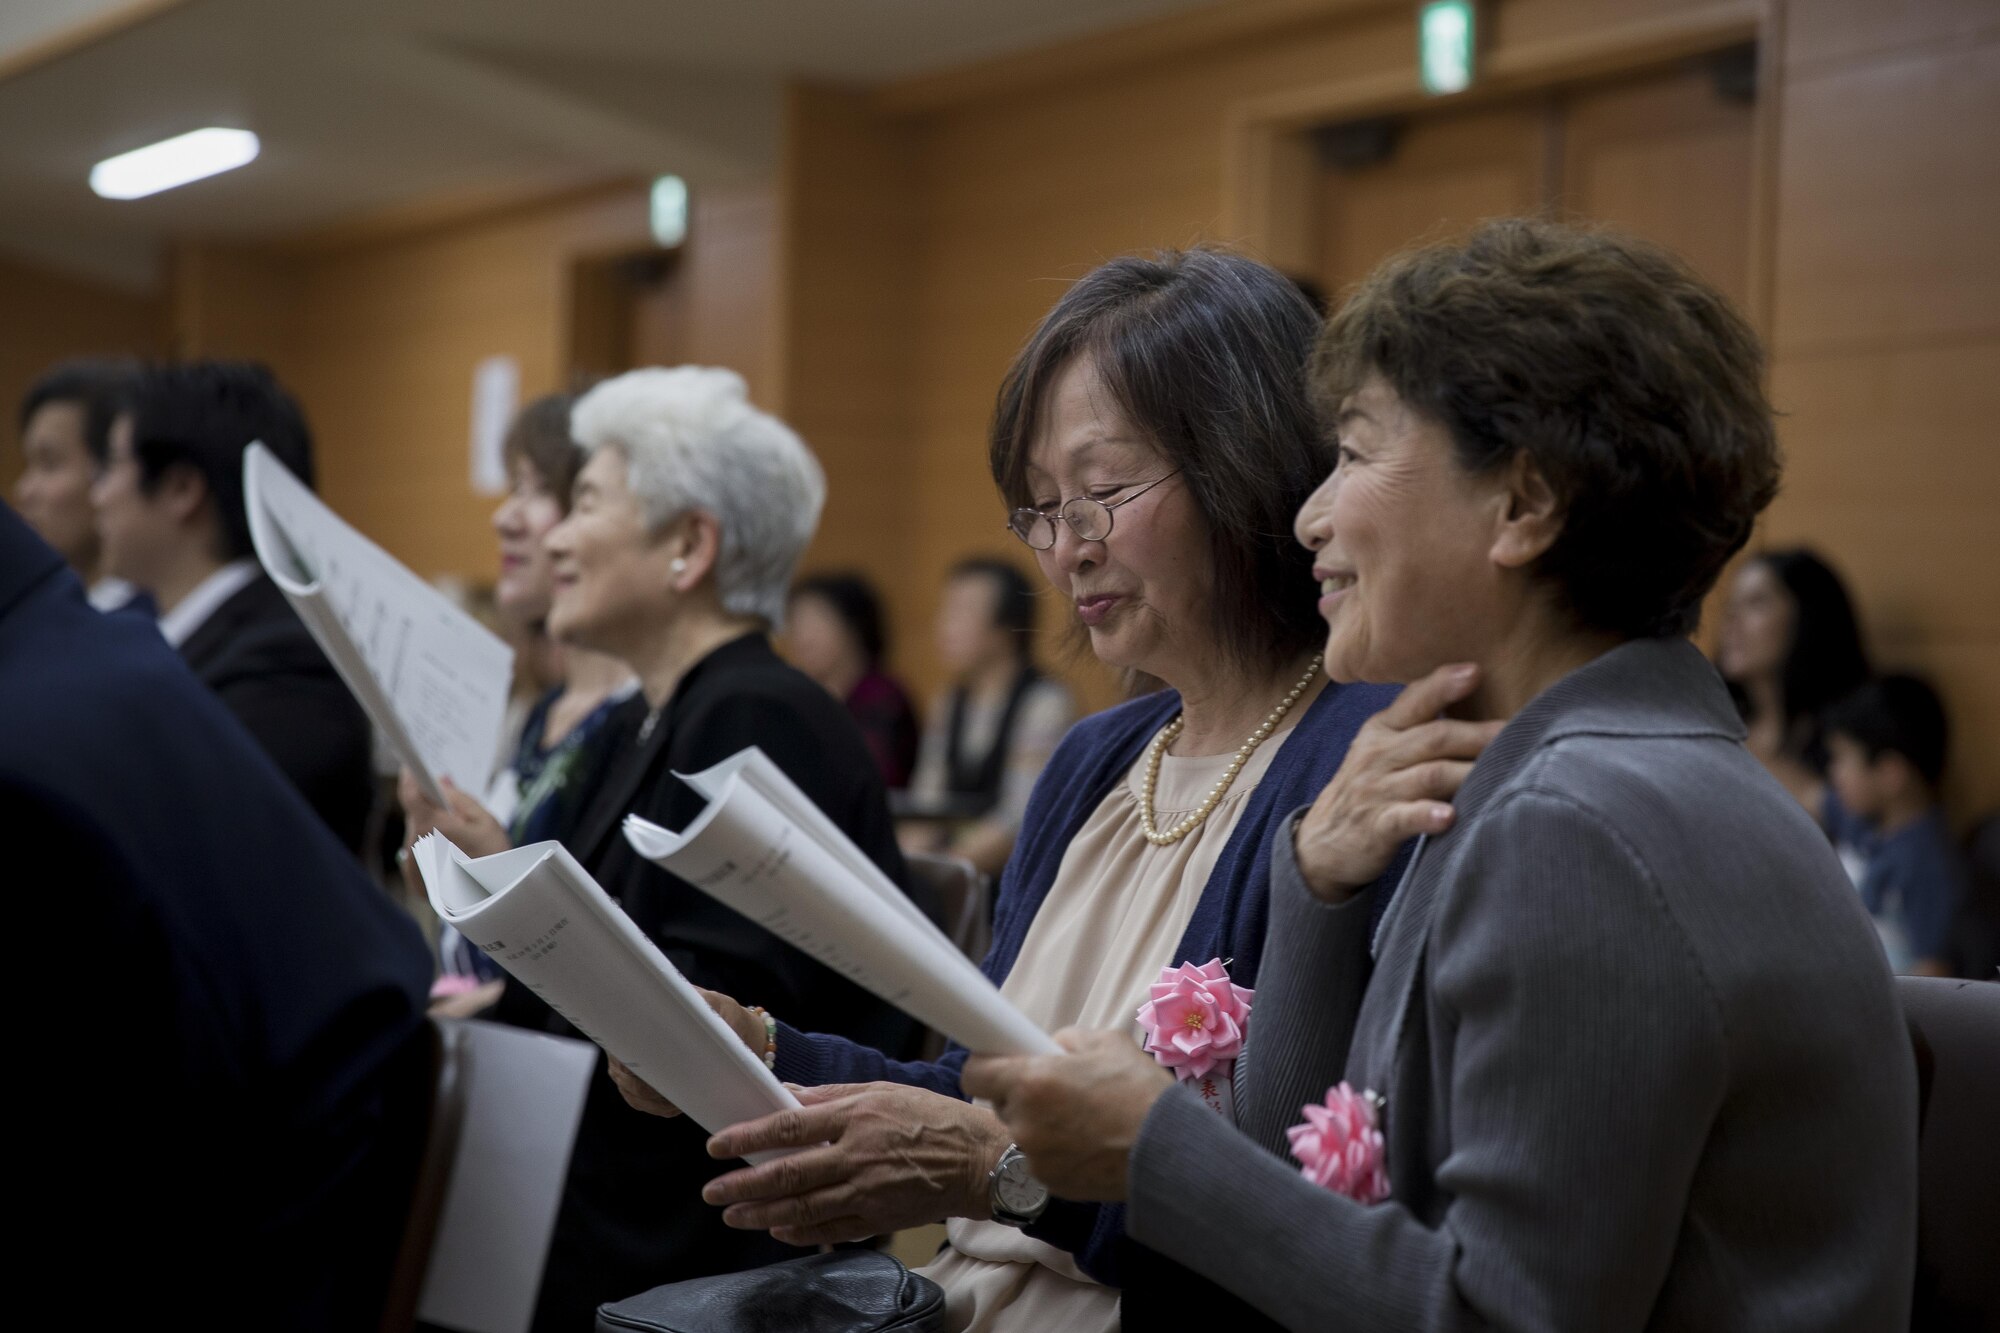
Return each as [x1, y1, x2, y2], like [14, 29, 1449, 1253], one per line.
[1420, 0, 1477, 95]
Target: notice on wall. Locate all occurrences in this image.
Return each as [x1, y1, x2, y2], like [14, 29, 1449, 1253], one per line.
[470, 355, 520, 496]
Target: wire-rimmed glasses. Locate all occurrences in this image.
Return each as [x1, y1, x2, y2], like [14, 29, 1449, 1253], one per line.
[1006, 471, 1180, 550]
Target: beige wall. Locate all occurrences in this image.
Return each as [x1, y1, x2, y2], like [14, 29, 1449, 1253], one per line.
[1760, 0, 2000, 820]
[166, 181, 777, 584]
[0, 255, 162, 494]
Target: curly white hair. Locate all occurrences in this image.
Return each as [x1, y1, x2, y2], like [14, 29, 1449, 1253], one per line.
[571, 366, 825, 627]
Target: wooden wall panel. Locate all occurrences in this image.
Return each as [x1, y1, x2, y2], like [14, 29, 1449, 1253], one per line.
[1559, 66, 1754, 307]
[1783, 0, 2000, 72]
[1771, 42, 2000, 354]
[776, 84, 919, 588]
[1762, 6, 2000, 818]
[169, 182, 775, 584]
[1319, 101, 1550, 295]
[0, 255, 163, 493]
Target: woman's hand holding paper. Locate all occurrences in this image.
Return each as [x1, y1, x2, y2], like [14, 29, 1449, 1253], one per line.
[701, 1082, 1012, 1246]
[609, 987, 767, 1120]
[398, 768, 513, 860]
[962, 1028, 1174, 1203]
[607, 1057, 683, 1118]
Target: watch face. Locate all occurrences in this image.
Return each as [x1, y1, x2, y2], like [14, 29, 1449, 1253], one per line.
[995, 1153, 1049, 1215]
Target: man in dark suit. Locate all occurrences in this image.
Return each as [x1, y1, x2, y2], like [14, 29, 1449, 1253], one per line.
[0, 500, 434, 1330]
[91, 360, 374, 852]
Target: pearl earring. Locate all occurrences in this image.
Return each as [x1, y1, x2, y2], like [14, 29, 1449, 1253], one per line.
[671, 558, 688, 575]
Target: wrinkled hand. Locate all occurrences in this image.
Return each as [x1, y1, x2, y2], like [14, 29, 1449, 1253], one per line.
[608, 988, 766, 1119]
[398, 769, 512, 860]
[701, 1082, 1012, 1246]
[961, 1029, 1172, 1203]
[1292, 662, 1503, 901]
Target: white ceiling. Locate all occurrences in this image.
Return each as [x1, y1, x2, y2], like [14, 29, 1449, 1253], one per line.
[0, 0, 1219, 291]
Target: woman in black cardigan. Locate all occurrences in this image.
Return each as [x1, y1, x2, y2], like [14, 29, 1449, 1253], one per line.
[406, 365, 930, 1332]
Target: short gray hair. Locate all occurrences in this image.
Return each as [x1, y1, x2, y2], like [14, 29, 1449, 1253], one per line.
[571, 367, 825, 626]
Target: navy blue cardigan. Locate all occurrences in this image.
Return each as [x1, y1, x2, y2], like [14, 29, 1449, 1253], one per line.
[773, 675, 1400, 1286]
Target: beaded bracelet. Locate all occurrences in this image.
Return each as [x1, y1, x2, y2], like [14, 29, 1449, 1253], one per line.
[747, 1005, 778, 1070]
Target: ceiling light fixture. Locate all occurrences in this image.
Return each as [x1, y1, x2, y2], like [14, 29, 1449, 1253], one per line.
[89, 127, 260, 200]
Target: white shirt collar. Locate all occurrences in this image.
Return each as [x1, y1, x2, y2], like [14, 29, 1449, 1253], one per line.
[86, 576, 139, 612]
[158, 559, 260, 648]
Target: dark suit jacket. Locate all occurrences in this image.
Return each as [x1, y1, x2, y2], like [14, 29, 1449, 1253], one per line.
[178, 572, 375, 853]
[0, 503, 434, 1331]
[498, 631, 932, 1332]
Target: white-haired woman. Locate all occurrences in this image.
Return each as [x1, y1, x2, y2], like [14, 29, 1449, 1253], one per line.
[409, 366, 932, 1333]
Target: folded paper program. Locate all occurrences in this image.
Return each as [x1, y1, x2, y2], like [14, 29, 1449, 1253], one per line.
[243, 443, 514, 805]
[623, 748, 1058, 1057]
[411, 832, 803, 1163]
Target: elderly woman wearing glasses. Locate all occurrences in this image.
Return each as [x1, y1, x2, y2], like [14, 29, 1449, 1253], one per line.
[611, 250, 1406, 1330]
[962, 222, 1918, 1332]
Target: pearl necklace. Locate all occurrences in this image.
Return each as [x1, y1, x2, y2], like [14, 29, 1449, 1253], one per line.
[1139, 654, 1323, 846]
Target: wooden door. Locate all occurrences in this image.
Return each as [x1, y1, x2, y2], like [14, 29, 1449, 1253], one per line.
[1319, 100, 1552, 294]
[1558, 62, 1756, 307]
[1316, 57, 1754, 309]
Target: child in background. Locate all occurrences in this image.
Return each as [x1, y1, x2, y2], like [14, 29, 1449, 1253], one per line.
[1822, 674, 1967, 976]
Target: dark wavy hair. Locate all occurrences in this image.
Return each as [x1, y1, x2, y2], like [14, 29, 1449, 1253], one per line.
[127, 361, 313, 562]
[1314, 218, 1781, 639]
[1824, 673, 1948, 788]
[988, 248, 1331, 671]
[1742, 547, 1872, 768]
[503, 393, 583, 510]
[791, 572, 890, 666]
[949, 556, 1037, 660]
[18, 358, 141, 466]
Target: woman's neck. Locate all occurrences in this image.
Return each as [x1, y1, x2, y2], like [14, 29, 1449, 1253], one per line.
[1457, 600, 1623, 722]
[629, 607, 764, 710]
[1168, 648, 1325, 756]
[559, 642, 635, 704]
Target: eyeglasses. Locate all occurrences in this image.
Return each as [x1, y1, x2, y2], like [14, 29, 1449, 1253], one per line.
[1006, 471, 1180, 551]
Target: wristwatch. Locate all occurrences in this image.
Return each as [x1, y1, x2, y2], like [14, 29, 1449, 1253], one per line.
[987, 1143, 1050, 1228]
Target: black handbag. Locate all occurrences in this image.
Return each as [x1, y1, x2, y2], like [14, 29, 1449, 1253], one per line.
[594, 1250, 946, 1333]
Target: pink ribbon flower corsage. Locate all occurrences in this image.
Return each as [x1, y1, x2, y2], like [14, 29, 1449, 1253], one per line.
[1287, 1082, 1390, 1204]
[1135, 958, 1253, 1120]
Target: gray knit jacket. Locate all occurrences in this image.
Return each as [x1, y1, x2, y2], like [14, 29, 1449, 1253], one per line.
[1127, 637, 1917, 1332]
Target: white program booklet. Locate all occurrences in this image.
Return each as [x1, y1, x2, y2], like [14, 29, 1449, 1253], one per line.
[416, 1019, 594, 1333]
[411, 832, 803, 1162]
[242, 443, 514, 805]
[622, 749, 1058, 1057]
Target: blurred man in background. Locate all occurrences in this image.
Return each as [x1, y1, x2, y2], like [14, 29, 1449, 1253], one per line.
[12, 358, 144, 611]
[92, 360, 374, 853]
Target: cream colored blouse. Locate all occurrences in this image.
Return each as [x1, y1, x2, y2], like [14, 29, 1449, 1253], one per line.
[918, 712, 1302, 1333]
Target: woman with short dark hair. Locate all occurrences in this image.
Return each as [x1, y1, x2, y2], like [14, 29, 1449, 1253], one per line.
[612, 249, 1401, 1330]
[965, 220, 1917, 1332]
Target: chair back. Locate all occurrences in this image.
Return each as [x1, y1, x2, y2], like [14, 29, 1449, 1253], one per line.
[902, 852, 992, 1062]
[904, 851, 991, 964]
[1899, 976, 2000, 1331]
[378, 1018, 469, 1333]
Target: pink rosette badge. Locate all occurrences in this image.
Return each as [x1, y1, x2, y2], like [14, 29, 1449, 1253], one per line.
[1287, 1082, 1390, 1204]
[1135, 958, 1253, 1120]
